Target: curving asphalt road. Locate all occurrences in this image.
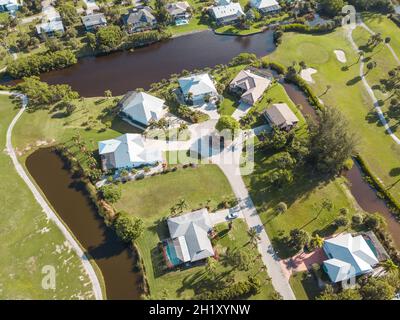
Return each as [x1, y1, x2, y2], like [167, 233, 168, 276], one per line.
[1, 91, 104, 300]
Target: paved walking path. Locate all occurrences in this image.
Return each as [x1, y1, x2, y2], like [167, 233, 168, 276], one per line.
[1, 91, 103, 300]
[346, 23, 400, 145]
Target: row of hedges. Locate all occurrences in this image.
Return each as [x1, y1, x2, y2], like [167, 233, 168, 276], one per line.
[279, 21, 337, 34]
[124, 30, 172, 50]
[284, 74, 325, 111]
[7, 49, 77, 79]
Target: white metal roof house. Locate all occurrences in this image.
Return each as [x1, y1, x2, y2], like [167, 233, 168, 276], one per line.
[210, 2, 244, 25]
[122, 7, 157, 33]
[178, 73, 218, 105]
[119, 91, 167, 128]
[165, 1, 191, 20]
[264, 103, 299, 131]
[98, 133, 163, 170]
[82, 13, 107, 31]
[167, 208, 214, 264]
[250, 0, 281, 14]
[0, 0, 20, 12]
[323, 233, 379, 283]
[229, 69, 272, 106]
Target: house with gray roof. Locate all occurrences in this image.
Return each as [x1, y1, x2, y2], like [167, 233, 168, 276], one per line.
[166, 208, 214, 264]
[209, 2, 244, 25]
[178, 73, 218, 105]
[122, 7, 157, 33]
[82, 13, 107, 31]
[165, 1, 191, 21]
[323, 233, 379, 283]
[98, 133, 163, 170]
[229, 69, 272, 106]
[264, 103, 299, 131]
[119, 91, 167, 128]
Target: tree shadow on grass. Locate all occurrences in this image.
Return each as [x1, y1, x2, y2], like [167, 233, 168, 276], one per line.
[346, 76, 362, 86]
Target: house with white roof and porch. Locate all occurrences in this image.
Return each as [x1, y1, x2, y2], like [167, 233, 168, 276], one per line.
[119, 91, 167, 128]
[323, 233, 379, 283]
[98, 133, 163, 170]
[165, 208, 214, 266]
[210, 2, 244, 25]
[178, 73, 218, 105]
[250, 0, 281, 15]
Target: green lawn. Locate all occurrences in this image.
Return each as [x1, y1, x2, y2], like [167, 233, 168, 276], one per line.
[244, 143, 361, 258]
[12, 96, 133, 155]
[113, 165, 274, 299]
[0, 95, 97, 299]
[290, 271, 323, 300]
[362, 12, 400, 59]
[268, 26, 400, 206]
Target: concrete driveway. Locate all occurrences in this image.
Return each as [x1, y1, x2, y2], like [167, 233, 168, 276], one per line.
[209, 206, 243, 226]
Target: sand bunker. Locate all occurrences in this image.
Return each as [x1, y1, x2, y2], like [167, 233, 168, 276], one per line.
[334, 50, 347, 63]
[300, 68, 317, 83]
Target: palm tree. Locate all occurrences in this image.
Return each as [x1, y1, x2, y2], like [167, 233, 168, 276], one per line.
[176, 198, 188, 213]
[248, 228, 261, 247]
[381, 259, 399, 272]
[313, 234, 324, 248]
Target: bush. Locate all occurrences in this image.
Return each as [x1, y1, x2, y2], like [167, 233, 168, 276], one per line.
[275, 202, 288, 214]
[352, 214, 364, 225]
[99, 184, 121, 203]
[114, 211, 144, 242]
[125, 30, 171, 49]
[334, 216, 349, 227]
[215, 115, 239, 137]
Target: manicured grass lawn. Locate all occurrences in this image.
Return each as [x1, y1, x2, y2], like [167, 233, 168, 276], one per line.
[0, 95, 96, 299]
[362, 12, 400, 58]
[113, 165, 274, 299]
[290, 271, 323, 300]
[218, 92, 239, 116]
[12, 96, 135, 154]
[268, 26, 400, 205]
[114, 165, 235, 219]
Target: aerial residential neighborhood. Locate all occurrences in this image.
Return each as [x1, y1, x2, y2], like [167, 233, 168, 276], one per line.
[1, 0, 400, 308]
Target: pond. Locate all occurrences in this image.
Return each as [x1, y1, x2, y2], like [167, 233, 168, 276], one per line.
[26, 148, 143, 300]
[40, 30, 276, 97]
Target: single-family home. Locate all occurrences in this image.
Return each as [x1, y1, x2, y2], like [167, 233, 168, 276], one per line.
[178, 73, 218, 105]
[323, 233, 379, 283]
[165, 1, 191, 21]
[36, 20, 65, 37]
[122, 7, 157, 33]
[98, 133, 163, 170]
[0, 0, 20, 12]
[264, 103, 299, 131]
[119, 91, 167, 128]
[250, 0, 281, 15]
[229, 69, 272, 106]
[82, 13, 107, 31]
[165, 208, 214, 266]
[210, 2, 245, 25]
